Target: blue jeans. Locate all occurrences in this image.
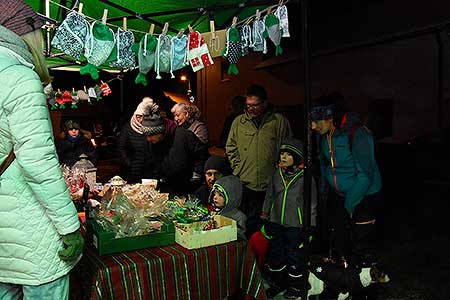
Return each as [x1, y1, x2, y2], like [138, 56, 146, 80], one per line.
[0, 274, 69, 300]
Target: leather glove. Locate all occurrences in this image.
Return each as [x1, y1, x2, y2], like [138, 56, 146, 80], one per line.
[58, 230, 84, 261]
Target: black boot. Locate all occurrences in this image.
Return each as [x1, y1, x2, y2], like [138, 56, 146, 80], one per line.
[282, 266, 308, 300]
[263, 264, 287, 298]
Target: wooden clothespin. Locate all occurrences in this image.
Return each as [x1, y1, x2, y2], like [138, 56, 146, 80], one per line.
[188, 24, 193, 33]
[101, 9, 108, 25]
[255, 9, 261, 21]
[83, 85, 87, 92]
[72, 87, 75, 93]
[122, 17, 127, 30]
[267, 7, 273, 15]
[210, 20, 216, 39]
[162, 22, 169, 35]
[231, 16, 238, 27]
[78, 2, 84, 15]
[177, 28, 185, 37]
[244, 17, 253, 26]
[149, 23, 155, 34]
[279, 0, 284, 6]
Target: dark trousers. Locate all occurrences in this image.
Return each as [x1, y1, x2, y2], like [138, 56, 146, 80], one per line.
[264, 222, 308, 290]
[265, 222, 307, 270]
[240, 186, 266, 239]
[327, 190, 381, 266]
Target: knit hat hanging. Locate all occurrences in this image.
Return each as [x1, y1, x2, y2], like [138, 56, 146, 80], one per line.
[250, 18, 267, 53]
[274, 4, 290, 37]
[108, 27, 136, 69]
[51, 11, 88, 59]
[222, 27, 241, 75]
[171, 34, 188, 72]
[155, 33, 173, 79]
[135, 33, 157, 86]
[187, 31, 214, 72]
[264, 14, 283, 56]
[80, 20, 115, 80]
[239, 25, 252, 57]
[140, 98, 166, 136]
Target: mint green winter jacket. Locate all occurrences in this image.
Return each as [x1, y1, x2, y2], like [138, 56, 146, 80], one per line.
[0, 26, 80, 285]
[226, 107, 292, 191]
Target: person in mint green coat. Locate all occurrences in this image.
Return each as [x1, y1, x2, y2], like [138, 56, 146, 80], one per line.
[0, 2, 83, 299]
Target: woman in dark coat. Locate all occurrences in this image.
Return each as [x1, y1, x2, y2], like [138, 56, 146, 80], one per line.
[116, 98, 154, 183]
[57, 120, 97, 167]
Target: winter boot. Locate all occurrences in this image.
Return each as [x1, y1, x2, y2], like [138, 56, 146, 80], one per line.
[263, 264, 287, 298]
[282, 265, 308, 300]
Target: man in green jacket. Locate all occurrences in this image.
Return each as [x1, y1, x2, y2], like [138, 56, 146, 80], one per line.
[226, 84, 292, 237]
[0, 2, 83, 299]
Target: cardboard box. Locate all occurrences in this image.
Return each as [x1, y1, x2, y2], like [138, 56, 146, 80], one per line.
[86, 219, 175, 255]
[175, 215, 237, 249]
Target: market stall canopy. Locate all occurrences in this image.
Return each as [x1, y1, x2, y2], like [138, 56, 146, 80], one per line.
[24, 0, 285, 70]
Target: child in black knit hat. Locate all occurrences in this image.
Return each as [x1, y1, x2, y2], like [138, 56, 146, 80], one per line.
[260, 137, 318, 299]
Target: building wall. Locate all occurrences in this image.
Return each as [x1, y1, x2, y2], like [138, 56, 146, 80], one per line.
[198, 33, 450, 147]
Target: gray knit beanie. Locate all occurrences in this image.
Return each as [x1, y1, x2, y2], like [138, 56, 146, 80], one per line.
[140, 98, 166, 136]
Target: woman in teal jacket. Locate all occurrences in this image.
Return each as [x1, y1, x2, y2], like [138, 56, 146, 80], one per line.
[0, 2, 83, 299]
[311, 92, 382, 269]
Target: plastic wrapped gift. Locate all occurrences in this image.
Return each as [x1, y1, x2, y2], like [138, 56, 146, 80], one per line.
[73, 153, 97, 187]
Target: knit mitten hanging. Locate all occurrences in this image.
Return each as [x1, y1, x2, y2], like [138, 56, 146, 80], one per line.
[71, 90, 79, 109]
[187, 31, 214, 72]
[88, 87, 97, 103]
[80, 21, 115, 80]
[155, 34, 173, 79]
[61, 90, 73, 109]
[171, 34, 188, 71]
[222, 27, 241, 75]
[240, 25, 252, 56]
[274, 4, 290, 37]
[51, 11, 88, 59]
[100, 82, 111, 96]
[134, 34, 157, 86]
[251, 19, 267, 53]
[44, 83, 57, 110]
[108, 27, 136, 69]
[264, 14, 283, 56]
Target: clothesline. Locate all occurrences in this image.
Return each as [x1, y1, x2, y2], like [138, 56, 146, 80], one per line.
[47, 0, 290, 36]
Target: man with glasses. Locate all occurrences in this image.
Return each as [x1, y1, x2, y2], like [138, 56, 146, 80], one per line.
[226, 84, 292, 238]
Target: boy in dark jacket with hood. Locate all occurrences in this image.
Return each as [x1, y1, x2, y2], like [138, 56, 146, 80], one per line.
[210, 175, 247, 239]
[260, 137, 318, 299]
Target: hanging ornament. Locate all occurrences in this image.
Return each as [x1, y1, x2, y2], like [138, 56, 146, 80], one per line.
[274, 4, 290, 38]
[187, 31, 214, 72]
[251, 17, 267, 53]
[51, 11, 88, 59]
[239, 24, 252, 56]
[108, 27, 136, 69]
[264, 14, 283, 56]
[80, 21, 115, 80]
[134, 33, 157, 86]
[155, 33, 173, 79]
[222, 27, 241, 75]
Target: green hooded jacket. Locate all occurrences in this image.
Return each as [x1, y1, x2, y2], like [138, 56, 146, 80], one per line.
[0, 25, 80, 285]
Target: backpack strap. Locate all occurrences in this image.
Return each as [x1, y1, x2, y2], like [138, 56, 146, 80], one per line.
[0, 150, 15, 176]
[348, 122, 371, 152]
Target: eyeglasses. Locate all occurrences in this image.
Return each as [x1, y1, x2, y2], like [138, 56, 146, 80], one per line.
[246, 102, 262, 109]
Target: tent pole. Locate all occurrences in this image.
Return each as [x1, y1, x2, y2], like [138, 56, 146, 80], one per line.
[302, 0, 312, 298]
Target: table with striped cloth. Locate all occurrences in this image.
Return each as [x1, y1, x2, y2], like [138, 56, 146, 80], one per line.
[73, 240, 266, 300]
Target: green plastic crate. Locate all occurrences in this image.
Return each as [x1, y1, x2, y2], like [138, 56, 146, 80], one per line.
[86, 219, 175, 255]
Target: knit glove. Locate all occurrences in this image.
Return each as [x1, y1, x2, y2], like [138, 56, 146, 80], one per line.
[58, 230, 84, 261]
